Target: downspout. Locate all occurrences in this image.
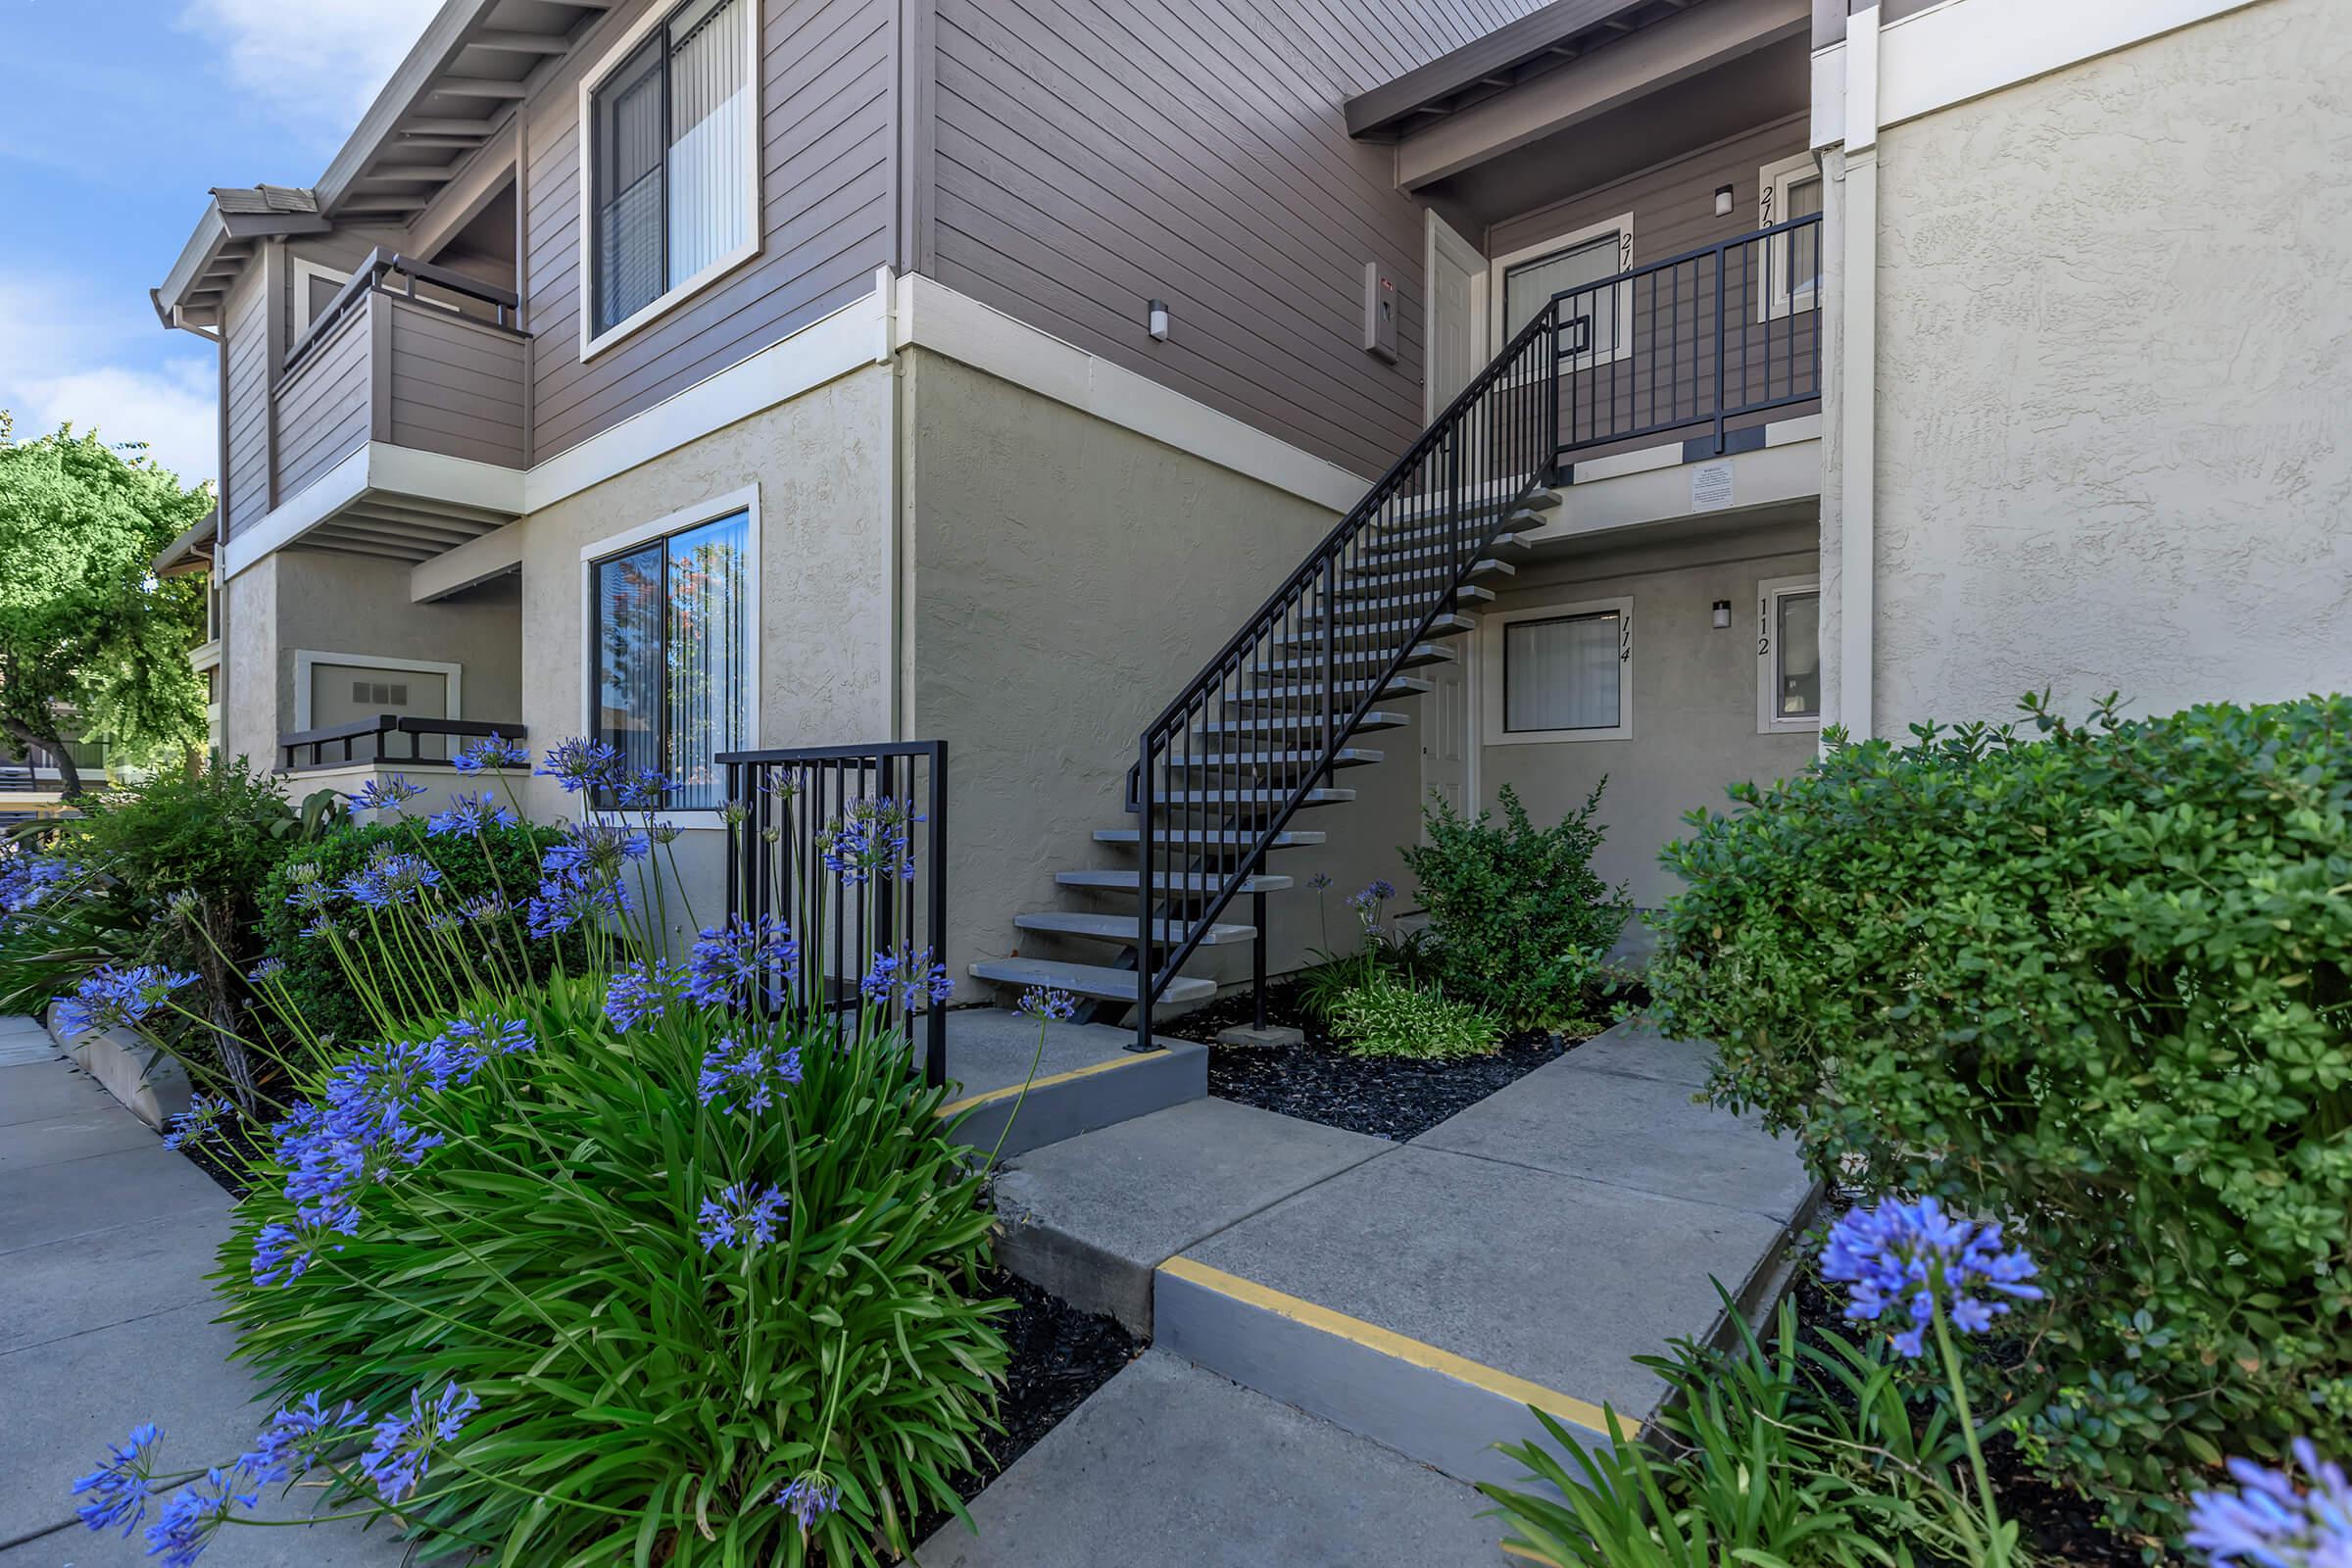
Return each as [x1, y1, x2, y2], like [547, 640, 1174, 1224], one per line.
[1837, 7, 1880, 739]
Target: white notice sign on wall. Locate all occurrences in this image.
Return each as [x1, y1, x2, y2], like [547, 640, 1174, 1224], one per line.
[1690, 461, 1735, 512]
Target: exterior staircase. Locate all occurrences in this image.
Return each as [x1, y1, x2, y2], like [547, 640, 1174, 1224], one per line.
[965, 293, 1574, 1024]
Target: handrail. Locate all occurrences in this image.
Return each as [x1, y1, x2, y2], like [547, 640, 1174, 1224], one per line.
[1129, 217, 1822, 1048]
[282, 248, 525, 376]
[717, 741, 951, 1088]
[280, 714, 527, 771]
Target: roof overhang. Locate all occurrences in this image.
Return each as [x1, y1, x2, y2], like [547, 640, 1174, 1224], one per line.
[1346, 0, 1702, 140]
[153, 508, 220, 578]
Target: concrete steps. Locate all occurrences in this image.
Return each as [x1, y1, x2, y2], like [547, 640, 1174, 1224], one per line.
[932, 1008, 1205, 1159]
[1011, 910, 1256, 947]
[1164, 745, 1388, 771]
[1092, 827, 1325, 849]
[985, 1023, 1820, 1490]
[1276, 612, 1475, 649]
[966, 956, 1218, 1008]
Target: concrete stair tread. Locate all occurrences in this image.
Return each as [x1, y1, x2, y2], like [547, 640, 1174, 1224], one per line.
[1166, 746, 1386, 770]
[992, 1098, 1392, 1333]
[1340, 558, 1517, 592]
[1304, 584, 1496, 620]
[1364, 528, 1534, 562]
[1234, 675, 1433, 702]
[1197, 710, 1409, 735]
[968, 956, 1218, 1006]
[1257, 647, 1455, 675]
[1279, 613, 1474, 647]
[1094, 828, 1325, 848]
[1013, 910, 1256, 946]
[913, 1351, 1500, 1568]
[1055, 868, 1293, 894]
[1147, 787, 1354, 807]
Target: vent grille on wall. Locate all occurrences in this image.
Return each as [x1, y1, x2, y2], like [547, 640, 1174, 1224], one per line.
[353, 680, 411, 706]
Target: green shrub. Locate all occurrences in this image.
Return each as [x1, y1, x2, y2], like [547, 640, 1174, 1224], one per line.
[1296, 877, 1433, 1024]
[257, 816, 575, 1052]
[1645, 694, 2352, 1548]
[1325, 972, 1498, 1058]
[1401, 783, 1629, 1030]
[1484, 1287, 1987, 1567]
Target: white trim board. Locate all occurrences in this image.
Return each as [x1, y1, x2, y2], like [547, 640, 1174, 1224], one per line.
[293, 649, 465, 731]
[220, 443, 524, 580]
[1812, 0, 2272, 149]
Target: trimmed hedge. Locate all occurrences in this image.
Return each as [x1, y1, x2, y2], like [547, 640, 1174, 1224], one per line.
[1646, 695, 2352, 1548]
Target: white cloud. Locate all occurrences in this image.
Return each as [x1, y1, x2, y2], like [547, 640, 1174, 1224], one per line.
[176, 0, 432, 137]
[0, 272, 220, 487]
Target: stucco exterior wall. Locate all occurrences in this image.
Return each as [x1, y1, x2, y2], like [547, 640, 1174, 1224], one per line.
[220, 563, 277, 770]
[1481, 523, 1821, 909]
[507, 365, 896, 940]
[1868, 0, 2352, 731]
[904, 348, 1418, 996]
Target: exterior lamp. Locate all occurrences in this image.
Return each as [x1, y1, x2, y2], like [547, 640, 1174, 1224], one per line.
[1714, 185, 1735, 217]
[1147, 299, 1170, 341]
[1711, 599, 1733, 629]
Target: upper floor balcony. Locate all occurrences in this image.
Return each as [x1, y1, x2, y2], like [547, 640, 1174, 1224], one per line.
[229, 250, 530, 572]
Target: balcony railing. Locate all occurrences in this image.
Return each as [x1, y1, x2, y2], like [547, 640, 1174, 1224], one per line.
[270, 249, 531, 510]
[280, 715, 527, 772]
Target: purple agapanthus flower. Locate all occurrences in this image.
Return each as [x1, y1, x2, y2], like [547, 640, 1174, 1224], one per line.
[58, 963, 199, 1036]
[818, 798, 921, 887]
[1017, 986, 1080, 1024]
[347, 774, 426, 813]
[425, 790, 519, 837]
[523, 865, 631, 940]
[1820, 1197, 2042, 1357]
[358, 1383, 478, 1504]
[605, 957, 689, 1031]
[0, 851, 77, 915]
[698, 1182, 790, 1253]
[240, 1393, 365, 1486]
[144, 1466, 261, 1567]
[343, 852, 442, 909]
[245, 956, 285, 985]
[541, 822, 649, 881]
[535, 735, 623, 796]
[776, 1471, 843, 1531]
[686, 914, 800, 1009]
[861, 944, 955, 1012]
[697, 1035, 805, 1113]
[2188, 1439, 2352, 1568]
[452, 732, 530, 774]
[612, 767, 672, 809]
[73, 1422, 167, 1538]
[250, 1201, 359, 1286]
[162, 1094, 233, 1152]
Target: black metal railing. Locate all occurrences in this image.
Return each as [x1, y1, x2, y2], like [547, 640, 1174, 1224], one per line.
[718, 741, 950, 1088]
[282, 247, 523, 377]
[279, 715, 527, 772]
[1128, 218, 1820, 1048]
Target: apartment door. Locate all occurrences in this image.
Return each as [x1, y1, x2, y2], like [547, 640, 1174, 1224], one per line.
[1425, 212, 1486, 420]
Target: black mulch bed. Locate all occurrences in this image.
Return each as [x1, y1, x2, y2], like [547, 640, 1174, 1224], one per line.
[913, 1267, 1143, 1544]
[1165, 976, 1587, 1140]
[1788, 1206, 2164, 1567]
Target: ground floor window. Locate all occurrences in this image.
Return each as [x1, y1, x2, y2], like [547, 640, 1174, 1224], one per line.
[1484, 596, 1634, 744]
[1756, 574, 1821, 733]
[588, 502, 752, 808]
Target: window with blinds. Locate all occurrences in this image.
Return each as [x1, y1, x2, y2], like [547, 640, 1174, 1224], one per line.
[590, 509, 751, 809]
[588, 0, 755, 340]
[1504, 610, 1626, 733]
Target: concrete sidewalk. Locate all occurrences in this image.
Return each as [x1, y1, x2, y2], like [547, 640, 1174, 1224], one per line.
[0, 1017, 407, 1567]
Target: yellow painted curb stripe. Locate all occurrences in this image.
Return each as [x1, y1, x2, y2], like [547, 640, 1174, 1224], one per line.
[934, 1053, 1157, 1117]
[1158, 1254, 1634, 1443]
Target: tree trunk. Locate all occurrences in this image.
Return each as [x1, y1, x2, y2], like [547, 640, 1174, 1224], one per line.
[4, 716, 83, 798]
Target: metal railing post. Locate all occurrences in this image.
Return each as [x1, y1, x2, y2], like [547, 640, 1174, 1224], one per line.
[925, 740, 949, 1089]
[1713, 249, 1729, 456]
[1136, 732, 1156, 1054]
[1250, 876, 1268, 1032]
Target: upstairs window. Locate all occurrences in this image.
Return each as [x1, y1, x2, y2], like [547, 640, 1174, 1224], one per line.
[584, 0, 757, 350]
[589, 505, 752, 809]
[1492, 216, 1634, 369]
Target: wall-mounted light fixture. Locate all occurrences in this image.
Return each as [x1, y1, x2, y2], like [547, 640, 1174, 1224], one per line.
[1714, 184, 1735, 218]
[1147, 299, 1170, 341]
[1711, 599, 1733, 629]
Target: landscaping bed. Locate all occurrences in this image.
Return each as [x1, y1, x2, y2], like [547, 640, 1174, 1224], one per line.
[1167, 976, 1590, 1140]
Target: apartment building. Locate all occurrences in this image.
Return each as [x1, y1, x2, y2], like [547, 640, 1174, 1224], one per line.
[149, 0, 2346, 1019]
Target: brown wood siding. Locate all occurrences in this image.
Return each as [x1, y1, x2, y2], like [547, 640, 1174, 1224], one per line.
[521, 0, 898, 462]
[919, 0, 1554, 479]
[1486, 116, 1809, 268]
[274, 310, 372, 497]
[386, 299, 531, 468]
[222, 267, 270, 537]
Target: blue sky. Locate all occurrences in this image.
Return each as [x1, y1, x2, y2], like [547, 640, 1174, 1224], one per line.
[0, 1, 435, 486]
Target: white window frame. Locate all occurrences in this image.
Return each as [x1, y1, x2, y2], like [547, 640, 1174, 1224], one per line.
[292, 650, 464, 731]
[575, 0, 763, 363]
[577, 483, 761, 824]
[291, 257, 354, 336]
[1755, 574, 1823, 735]
[1489, 214, 1635, 371]
[1482, 595, 1634, 745]
[1757, 153, 1823, 322]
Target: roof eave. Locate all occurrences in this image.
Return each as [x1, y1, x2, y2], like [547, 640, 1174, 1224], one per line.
[154, 206, 228, 321]
[1344, 0, 1653, 140]
[312, 0, 509, 216]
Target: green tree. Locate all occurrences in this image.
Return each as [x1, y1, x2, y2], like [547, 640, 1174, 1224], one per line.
[0, 417, 212, 793]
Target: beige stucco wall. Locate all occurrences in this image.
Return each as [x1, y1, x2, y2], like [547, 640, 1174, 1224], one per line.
[218, 550, 522, 777]
[1481, 521, 1821, 909]
[1867, 0, 2352, 731]
[505, 364, 896, 943]
[904, 348, 1420, 996]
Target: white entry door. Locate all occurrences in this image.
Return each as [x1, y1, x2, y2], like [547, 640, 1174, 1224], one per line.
[1425, 211, 1486, 420]
[1420, 641, 1475, 833]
